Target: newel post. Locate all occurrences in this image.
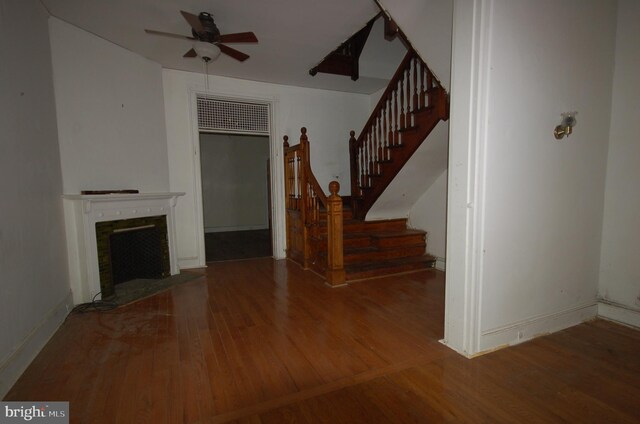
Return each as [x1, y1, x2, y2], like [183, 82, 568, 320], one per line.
[326, 181, 346, 286]
[348, 130, 359, 214]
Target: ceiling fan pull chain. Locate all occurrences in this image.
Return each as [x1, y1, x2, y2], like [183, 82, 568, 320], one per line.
[204, 60, 210, 92]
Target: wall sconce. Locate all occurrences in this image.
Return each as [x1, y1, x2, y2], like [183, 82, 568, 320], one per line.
[554, 112, 577, 140]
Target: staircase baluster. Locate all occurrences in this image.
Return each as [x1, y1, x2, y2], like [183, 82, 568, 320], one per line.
[365, 129, 373, 187]
[388, 92, 395, 148]
[412, 57, 419, 116]
[426, 68, 433, 108]
[382, 103, 388, 161]
[373, 119, 378, 175]
[420, 60, 425, 110]
[394, 83, 400, 145]
[400, 71, 406, 131]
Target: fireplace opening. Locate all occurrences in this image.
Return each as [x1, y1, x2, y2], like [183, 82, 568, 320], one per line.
[96, 216, 170, 298]
[110, 226, 163, 285]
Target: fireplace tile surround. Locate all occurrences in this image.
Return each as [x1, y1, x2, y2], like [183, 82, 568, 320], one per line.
[62, 192, 184, 304]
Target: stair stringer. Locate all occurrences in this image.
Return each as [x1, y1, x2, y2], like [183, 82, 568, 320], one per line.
[365, 120, 449, 220]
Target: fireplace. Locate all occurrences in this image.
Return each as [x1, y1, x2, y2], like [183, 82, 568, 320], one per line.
[96, 216, 171, 298]
[62, 192, 184, 304]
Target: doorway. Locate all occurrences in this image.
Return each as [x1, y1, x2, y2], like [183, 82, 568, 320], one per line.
[199, 133, 273, 262]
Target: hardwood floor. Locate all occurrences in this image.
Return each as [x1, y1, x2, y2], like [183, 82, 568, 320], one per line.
[5, 258, 640, 423]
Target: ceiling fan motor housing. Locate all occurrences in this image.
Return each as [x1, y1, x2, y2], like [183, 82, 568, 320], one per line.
[192, 12, 221, 42]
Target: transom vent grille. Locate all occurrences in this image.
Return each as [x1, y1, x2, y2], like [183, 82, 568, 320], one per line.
[197, 96, 270, 134]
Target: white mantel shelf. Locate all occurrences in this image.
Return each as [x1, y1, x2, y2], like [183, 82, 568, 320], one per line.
[62, 192, 185, 304]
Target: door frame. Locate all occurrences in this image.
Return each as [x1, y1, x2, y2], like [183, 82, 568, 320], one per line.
[187, 90, 284, 267]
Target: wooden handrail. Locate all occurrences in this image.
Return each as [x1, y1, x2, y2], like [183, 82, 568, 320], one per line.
[354, 50, 415, 151]
[349, 48, 448, 219]
[283, 128, 345, 286]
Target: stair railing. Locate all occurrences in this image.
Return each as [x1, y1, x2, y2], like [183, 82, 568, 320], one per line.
[283, 128, 345, 286]
[349, 49, 448, 219]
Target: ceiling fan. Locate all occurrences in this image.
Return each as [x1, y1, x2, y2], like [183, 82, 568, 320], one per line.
[145, 11, 258, 62]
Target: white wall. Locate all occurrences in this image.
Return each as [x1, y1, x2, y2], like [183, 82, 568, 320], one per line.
[444, 0, 616, 356]
[163, 69, 370, 268]
[0, 1, 73, 397]
[379, 0, 453, 90]
[200, 134, 270, 232]
[409, 170, 447, 268]
[49, 18, 169, 194]
[598, 0, 640, 328]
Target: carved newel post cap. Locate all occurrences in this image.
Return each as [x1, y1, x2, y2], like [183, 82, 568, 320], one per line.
[350, 130, 355, 137]
[283, 135, 289, 147]
[300, 127, 308, 141]
[329, 181, 340, 196]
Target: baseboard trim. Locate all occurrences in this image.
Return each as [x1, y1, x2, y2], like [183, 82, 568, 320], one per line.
[598, 300, 640, 329]
[478, 302, 598, 354]
[178, 257, 205, 269]
[204, 225, 269, 233]
[434, 256, 445, 271]
[0, 290, 73, 398]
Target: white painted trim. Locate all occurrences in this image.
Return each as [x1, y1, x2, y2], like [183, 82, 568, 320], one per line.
[443, 0, 493, 357]
[62, 193, 183, 304]
[204, 225, 270, 233]
[434, 256, 446, 271]
[178, 257, 205, 270]
[476, 303, 597, 354]
[187, 88, 285, 267]
[0, 291, 73, 398]
[598, 300, 640, 329]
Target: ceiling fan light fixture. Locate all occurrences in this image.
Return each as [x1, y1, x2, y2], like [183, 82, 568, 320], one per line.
[193, 41, 221, 62]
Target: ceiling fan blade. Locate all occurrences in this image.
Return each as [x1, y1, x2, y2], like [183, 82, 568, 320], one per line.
[218, 32, 258, 44]
[145, 29, 196, 41]
[183, 48, 198, 58]
[180, 10, 204, 33]
[218, 44, 250, 62]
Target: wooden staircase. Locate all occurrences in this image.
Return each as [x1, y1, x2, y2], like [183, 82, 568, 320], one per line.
[350, 49, 448, 219]
[283, 127, 436, 286]
[283, 48, 447, 286]
[312, 204, 436, 281]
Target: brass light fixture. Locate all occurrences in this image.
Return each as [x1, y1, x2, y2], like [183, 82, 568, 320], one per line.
[554, 112, 577, 140]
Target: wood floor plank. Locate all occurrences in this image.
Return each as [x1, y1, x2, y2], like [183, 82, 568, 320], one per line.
[4, 258, 640, 424]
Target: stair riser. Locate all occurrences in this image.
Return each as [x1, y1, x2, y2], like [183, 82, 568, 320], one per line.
[317, 219, 408, 235]
[344, 245, 426, 264]
[346, 259, 435, 281]
[374, 234, 425, 248]
[313, 236, 373, 250]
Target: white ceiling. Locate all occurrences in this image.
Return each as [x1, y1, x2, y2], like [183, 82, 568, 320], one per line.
[41, 0, 406, 94]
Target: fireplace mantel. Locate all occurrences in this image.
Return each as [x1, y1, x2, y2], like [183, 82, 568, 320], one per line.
[62, 192, 184, 304]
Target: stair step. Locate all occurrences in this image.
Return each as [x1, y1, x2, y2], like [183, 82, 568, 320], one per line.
[344, 243, 426, 264]
[346, 254, 436, 281]
[371, 229, 426, 248]
[344, 218, 408, 233]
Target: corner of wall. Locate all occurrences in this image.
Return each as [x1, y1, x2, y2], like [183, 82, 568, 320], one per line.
[598, 299, 640, 329]
[0, 291, 73, 398]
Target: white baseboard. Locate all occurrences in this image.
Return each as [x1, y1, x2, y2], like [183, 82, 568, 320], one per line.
[478, 302, 598, 354]
[0, 290, 73, 398]
[204, 225, 269, 233]
[598, 300, 640, 329]
[434, 256, 445, 271]
[178, 257, 206, 269]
